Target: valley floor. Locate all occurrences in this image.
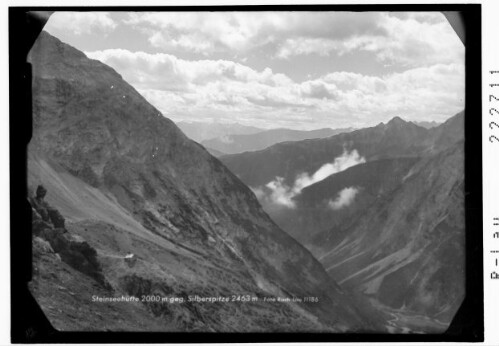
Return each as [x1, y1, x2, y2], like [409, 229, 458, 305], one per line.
[368, 298, 449, 334]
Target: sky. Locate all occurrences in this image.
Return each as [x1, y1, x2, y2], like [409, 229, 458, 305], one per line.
[43, 11, 465, 130]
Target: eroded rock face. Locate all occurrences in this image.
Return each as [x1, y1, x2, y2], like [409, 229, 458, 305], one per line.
[36, 184, 47, 200]
[33, 236, 55, 256]
[30, 185, 109, 289]
[46, 206, 65, 229]
[31, 207, 51, 237]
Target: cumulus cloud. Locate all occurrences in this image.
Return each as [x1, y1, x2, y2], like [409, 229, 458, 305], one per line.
[257, 149, 365, 208]
[85, 47, 464, 128]
[318, 63, 465, 124]
[44, 11, 463, 128]
[300, 82, 338, 100]
[125, 11, 462, 69]
[44, 12, 117, 36]
[366, 13, 463, 67]
[86, 48, 318, 123]
[125, 12, 385, 55]
[328, 187, 360, 210]
[275, 12, 463, 67]
[86, 49, 292, 91]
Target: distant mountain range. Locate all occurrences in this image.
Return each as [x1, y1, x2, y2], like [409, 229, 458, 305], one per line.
[176, 121, 263, 143]
[413, 120, 441, 129]
[221, 116, 436, 188]
[27, 31, 379, 332]
[221, 112, 465, 332]
[202, 127, 354, 156]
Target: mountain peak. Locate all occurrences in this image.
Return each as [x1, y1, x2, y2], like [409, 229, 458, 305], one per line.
[387, 116, 408, 126]
[373, 116, 411, 131]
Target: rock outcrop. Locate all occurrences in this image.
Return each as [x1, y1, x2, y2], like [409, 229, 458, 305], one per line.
[30, 185, 109, 288]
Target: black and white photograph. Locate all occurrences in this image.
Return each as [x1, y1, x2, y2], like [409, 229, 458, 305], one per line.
[7, 4, 486, 343]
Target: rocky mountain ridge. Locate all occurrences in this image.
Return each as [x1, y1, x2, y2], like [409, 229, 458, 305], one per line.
[220, 112, 463, 189]
[202, 127, 354, 156]
[176, 121, 263, 143]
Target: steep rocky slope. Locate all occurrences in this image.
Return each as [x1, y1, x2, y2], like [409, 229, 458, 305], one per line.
[29, 186, 172, 331]
[203, 127, 353, 155]
[30, 185, 109, 289]
[219, 112, 465, 332]
[312, 142, 465, 330]
[27, 31, 376, 332]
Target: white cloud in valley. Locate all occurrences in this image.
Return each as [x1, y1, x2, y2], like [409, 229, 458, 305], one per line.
[255, 149, 365, 208]
[328, 187, 360, 210]
[293, 149, 366, 192]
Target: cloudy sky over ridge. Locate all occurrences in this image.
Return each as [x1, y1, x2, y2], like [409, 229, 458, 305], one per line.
[44, 11, 464, 130]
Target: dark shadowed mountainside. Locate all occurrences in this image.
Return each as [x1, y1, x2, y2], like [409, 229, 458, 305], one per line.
[27, 31, 378, 332]
[263, 157, 420, 243]
[220, 111, 465, 333]
[311, 141, 464, 330]
[203, 127, 354, 155]
[220, 117, 432, 188]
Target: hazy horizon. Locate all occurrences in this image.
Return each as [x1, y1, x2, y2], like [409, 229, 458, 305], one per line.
[173, 114, 447, 129]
